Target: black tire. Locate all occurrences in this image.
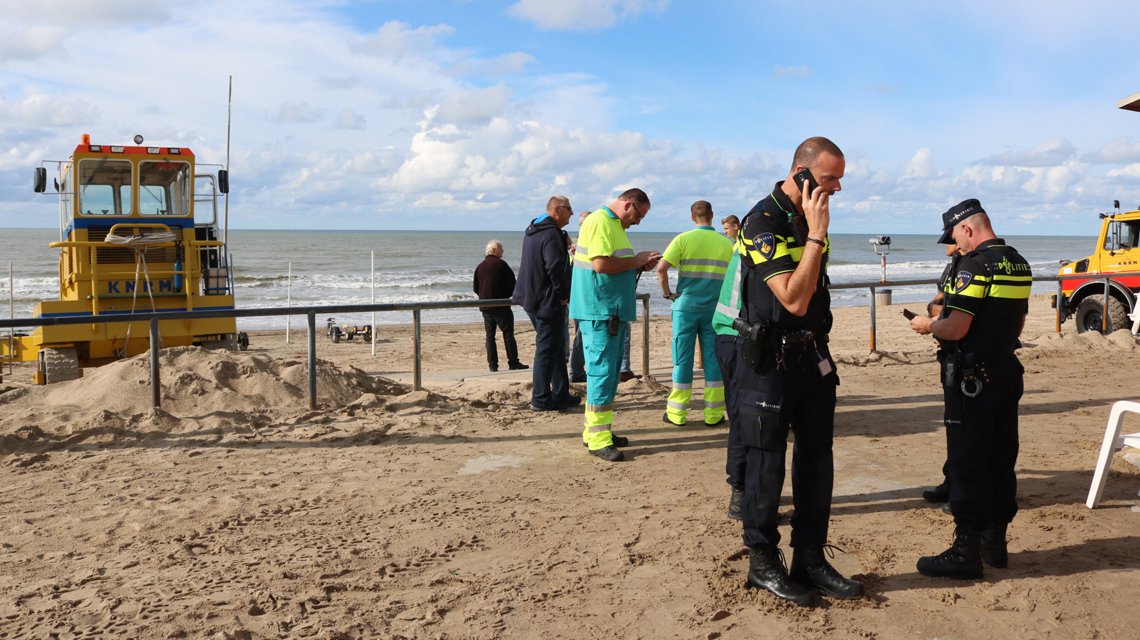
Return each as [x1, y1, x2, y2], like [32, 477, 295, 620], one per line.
[1074, 296, 1129, 334]
[330, 326, 342, 343]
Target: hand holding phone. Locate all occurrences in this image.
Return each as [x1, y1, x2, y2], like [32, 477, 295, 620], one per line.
[902, 308, 917, 320]
[793, 168, 820, 195]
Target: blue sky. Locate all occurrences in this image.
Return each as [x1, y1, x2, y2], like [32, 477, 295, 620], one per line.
[2, 0, 1140, 236]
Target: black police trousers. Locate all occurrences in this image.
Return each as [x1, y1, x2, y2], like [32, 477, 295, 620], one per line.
[944, 356, 1023, 531]
[735, 350, 837, 549]
[714, 334, 746, 491]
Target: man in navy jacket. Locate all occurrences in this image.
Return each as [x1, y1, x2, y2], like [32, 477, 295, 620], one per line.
[512, 196, 578, 411]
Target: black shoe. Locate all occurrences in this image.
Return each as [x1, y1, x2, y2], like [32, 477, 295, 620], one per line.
[588, 445, 623, 462]
[980, 523, 1008, 568]
[509, 362, 529, 370]
[922, 482, 950, 503]
[917, 529, 983, 579]
[530, 403, 561, 412]
[727, 488, 743, 521]
[619, 370, 638, 382]
[746, 546, 815, 607]
[582, 434, 629, 448]
[662, 412, 685, 426]
[790, 545, 864, 600]
[555, 395, 581, 409]
[571, 374, 587, 383]
[489, 365, 499, 372]
[705, 416, 726, 427]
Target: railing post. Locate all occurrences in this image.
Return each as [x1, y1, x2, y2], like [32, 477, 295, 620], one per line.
[641, 294, 649, 378]
[307, 311, 317, 410]
[1056, 279, 1063, 333]
[413, 309, 422, 391]
[869, 285, 877, 353]
[1103, 278, 1110, 333]
[150, 318, 161, 409]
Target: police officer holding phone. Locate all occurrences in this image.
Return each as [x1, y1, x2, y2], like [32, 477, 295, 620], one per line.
[908, 199, 1031, 579]
[734, 137, 862, 607]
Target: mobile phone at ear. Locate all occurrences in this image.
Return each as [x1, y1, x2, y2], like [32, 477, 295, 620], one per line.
[793, 168, 820, 194]
[901, 308, 917, 320]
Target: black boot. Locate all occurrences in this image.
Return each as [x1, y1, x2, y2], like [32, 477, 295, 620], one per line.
[790, 545, 864, 600]
[980, 523, 1008, 568]
[917, 529, 983, 579]
[727, 488, 743, 521]
[745, 546, 815, 607]
[922, 481, 950, 503]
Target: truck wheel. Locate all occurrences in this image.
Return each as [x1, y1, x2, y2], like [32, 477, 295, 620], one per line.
[330, 326, 342, 343]
[1075, 296, 1129, 334]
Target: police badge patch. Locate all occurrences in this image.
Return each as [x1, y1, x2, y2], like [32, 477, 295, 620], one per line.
[756, 232, 775, 260]
[954, 270, 973, 292]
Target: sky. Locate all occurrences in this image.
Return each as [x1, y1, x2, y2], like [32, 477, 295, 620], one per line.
[2, 0, 1140, 236]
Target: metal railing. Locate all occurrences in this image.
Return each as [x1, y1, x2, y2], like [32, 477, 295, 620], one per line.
[1054, 270, 1140, 333]
[0, 293, 654, 410]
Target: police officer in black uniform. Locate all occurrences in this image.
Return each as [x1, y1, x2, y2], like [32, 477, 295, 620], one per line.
[909, 198, 1032, 579]
[734, 137, 862, 606]
[921, 242, 964, 509]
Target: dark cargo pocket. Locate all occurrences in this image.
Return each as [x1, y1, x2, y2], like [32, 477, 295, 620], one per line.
[737, 386, 785, 450]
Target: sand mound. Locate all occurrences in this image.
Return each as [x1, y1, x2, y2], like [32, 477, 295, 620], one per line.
[0, 346, 420, 451]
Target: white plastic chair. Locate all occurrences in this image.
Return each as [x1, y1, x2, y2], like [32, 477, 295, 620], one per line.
[1086, 400, 1140, 508]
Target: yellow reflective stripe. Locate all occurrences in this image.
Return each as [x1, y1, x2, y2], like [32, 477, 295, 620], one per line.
[679, 258, 729, 268]
[989, 284, 1031, 299]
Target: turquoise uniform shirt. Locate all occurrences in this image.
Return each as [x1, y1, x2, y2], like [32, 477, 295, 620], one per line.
[569, 207, 638, 322]
[661, 226, 732, 314]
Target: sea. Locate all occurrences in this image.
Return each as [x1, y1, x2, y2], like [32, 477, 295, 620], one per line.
[0, 228, 1083, 331]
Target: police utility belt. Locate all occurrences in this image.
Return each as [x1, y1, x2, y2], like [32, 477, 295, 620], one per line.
[733, 318, 827, 374]
[937, 349, 989, 398]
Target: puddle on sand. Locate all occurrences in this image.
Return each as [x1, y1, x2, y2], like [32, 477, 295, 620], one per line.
[457, 454, 527, 476]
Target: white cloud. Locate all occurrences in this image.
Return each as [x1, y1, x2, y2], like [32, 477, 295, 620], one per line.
[334, 109, 366, 130]
[350, 21, 454, 58]
[980, 137, 1076, 167]
[0, 25, 67, 59]
[902, 148, 935, 179]
[0, 92, 99, 127]
[1087, 137, 1140, 164]
[435, 84, 513, 125]
[507, 0, 668, 31]
[271, 103, 326, 125]
[773, 65, 811, 78]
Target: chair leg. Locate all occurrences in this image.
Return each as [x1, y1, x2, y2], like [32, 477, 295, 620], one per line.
[1087, 401, 1140, 508]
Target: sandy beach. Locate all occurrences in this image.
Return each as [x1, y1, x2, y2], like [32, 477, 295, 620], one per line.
[1, 294, 1139, 639]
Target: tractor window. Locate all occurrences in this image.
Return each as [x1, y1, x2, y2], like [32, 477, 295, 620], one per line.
[77, 158, 132, 215]
[1104, 221, 1140, 251]
[139, 160, 191, 216]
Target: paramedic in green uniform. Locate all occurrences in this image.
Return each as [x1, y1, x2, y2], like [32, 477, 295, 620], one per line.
[657, 200, 733, 426]
[569, 188, 660, 462]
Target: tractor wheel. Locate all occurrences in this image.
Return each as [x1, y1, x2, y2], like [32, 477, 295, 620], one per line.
[330, 326, 342, 343]
[40, 348, 81, 383]
[1075, 296, 1130, 334]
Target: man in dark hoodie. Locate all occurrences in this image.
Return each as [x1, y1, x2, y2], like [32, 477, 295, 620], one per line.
[512, 196, 579, 411]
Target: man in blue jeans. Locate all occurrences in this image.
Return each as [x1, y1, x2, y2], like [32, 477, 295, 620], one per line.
[512, 195, 580, 411]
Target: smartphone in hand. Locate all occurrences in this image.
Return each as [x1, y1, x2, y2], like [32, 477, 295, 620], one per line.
[901, 308, 917, 320]
[793, 168, 820, 195]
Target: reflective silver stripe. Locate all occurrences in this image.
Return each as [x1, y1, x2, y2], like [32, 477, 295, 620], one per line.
[726, 258, 743, 308]
[586, 424, 612, 433]
[672, 382, 692, 390]
[705, 400, 725, 409]
[667, 400, 688, 410]
[679, 258, 729, 268]
[576, 245, 589, 254]
[705, 380, 724, 388]
[586, 404, 613, 413]
[573, 260, 594, 270]
[678, 271, 726, 280]
[613, 248, 635, 258]
[716, 302, 737, 318]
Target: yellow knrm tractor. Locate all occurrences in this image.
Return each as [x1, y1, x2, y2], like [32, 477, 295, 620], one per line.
[1, 134, 247, 383]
